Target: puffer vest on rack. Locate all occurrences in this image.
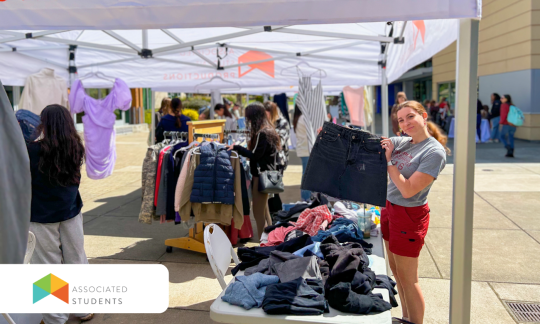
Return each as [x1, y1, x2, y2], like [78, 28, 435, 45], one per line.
[190, 142, 235, 205]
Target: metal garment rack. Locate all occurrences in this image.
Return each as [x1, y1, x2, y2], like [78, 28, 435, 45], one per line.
[164, 120, 227, 254]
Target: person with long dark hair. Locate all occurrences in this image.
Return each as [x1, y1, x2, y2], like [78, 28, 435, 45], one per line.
[155, 97, 191, 143]
[292, 104, 311, 201]
[489, 93, 502, 143]
[226, 102, 280, 239]
[500, 94, 516, 157]
[380, 101, 449, 324]
[215, 103, 237, 131]
[28, 105, 94, 324]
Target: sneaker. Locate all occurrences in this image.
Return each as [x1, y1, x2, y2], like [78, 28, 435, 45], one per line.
[80, 314, 94, 322]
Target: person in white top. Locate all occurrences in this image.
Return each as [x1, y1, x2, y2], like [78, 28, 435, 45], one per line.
[214, 103, 237, 131]
[292, 105, 311, 201]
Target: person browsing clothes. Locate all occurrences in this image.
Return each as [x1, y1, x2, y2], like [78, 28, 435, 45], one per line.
[226, 102, 280, 239]
[380, 100, 449, 324]
[28, 105, 94, 324]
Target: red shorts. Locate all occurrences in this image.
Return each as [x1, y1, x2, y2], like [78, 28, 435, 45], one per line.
[381, 200, 430, 258]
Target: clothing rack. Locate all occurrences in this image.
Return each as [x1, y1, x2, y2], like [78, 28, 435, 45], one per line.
[165, 120, 227, 254]
[223, 129, 251, 134]
[163, 131, 188, 142]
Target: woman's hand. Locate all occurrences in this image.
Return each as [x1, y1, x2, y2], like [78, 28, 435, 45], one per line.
[225, 144, 235, 151]
[381, 136, 394, 162]
[317, 127, 323, 134]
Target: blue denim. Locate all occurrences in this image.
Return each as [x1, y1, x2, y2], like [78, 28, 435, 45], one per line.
[300, 156, 311, 201]
[301, 122, 387, 206]
[221, 273, 280, 310]
[293, 242, 324, 259]
[500, 124, 517, 149]
[490, 116, 500, 140]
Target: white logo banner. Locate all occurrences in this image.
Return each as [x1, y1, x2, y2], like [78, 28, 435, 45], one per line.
[0, 265, 169, 313]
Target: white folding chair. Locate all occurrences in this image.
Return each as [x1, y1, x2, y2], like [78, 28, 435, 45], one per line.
[204, 224, 240, 289]
[2, 232, 36, 324]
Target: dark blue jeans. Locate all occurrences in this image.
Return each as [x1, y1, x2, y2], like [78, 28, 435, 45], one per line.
[301, 122, 387, 207]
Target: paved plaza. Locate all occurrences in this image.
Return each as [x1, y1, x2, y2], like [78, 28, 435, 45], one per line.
[71, 131, 540, 324]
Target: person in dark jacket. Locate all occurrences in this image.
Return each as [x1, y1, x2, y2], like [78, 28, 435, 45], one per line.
[28, 105, 94, 324]
[489, 93, 502, 143]
[477, 99, 483, 141]
[227, 102, 281, 239]
[155, 97, 191, 143]
[499, 94, 516, 157]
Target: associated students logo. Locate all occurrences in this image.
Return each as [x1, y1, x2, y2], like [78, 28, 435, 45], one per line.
[33, 274, 69, 304]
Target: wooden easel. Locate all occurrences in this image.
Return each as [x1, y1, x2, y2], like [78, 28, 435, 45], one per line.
[165, 119, 226, 254]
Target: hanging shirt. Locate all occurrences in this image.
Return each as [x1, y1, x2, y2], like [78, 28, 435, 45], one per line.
[69, 79, 132, 180]
[363, 87, 373, 127]
[343, 86, 365, 127]
[19, 68, 69, 116]
[296, 77, 327, 153]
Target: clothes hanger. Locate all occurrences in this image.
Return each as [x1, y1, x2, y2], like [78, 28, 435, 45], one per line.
[280, 61, 327, 79]
[194, 76, 241, 92]
[78, 71, 116, 83]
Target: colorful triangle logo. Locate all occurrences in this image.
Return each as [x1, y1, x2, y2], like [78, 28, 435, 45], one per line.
[33, 274, 69, 304]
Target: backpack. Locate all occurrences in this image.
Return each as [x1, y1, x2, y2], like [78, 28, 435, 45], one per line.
[507, 105, 524, 127]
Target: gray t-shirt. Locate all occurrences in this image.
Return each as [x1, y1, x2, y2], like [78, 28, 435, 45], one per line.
[387, 136, 447, 207]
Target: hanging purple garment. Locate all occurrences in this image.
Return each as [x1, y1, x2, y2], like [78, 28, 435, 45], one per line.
[69, 79, 132, 180]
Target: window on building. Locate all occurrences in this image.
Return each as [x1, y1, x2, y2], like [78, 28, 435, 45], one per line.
[437, 82, 455, 109]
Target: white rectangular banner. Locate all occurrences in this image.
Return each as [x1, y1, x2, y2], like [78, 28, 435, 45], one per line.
[0, 265, 169, 313]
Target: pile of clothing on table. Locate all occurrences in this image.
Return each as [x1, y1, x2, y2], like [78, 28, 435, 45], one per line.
[221, 196, 397, 316]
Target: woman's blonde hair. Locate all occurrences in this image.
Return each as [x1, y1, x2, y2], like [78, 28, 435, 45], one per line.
[263, 101, 280, 124]
[396, 91, 407, 104]
[397, 100, 451, 155]
[160, 97, 171, 115]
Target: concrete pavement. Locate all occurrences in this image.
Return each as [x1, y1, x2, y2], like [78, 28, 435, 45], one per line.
[69, 131, 539, 324]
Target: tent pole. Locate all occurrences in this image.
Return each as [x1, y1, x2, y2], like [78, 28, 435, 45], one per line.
[151, 89, 156, 145]
[370, 86, 376, 134]
[449, 18, 479, 324]
[69, 45, 77, 126]
[381, 66, 389, 137]
[142, 29, 149, 49]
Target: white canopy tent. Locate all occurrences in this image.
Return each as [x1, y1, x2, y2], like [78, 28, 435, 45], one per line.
[0, 19, 459, 139]
[0, 1, 481, 323]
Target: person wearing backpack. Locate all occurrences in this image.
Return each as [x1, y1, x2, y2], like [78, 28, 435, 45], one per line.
[499, 94, 517, 157]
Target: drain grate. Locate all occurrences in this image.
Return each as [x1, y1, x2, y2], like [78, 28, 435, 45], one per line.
[505, 301, 540, 323]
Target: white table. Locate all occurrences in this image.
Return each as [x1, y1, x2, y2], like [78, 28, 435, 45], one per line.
[210, 235, 392, 324]
[448, 118, 490, 142]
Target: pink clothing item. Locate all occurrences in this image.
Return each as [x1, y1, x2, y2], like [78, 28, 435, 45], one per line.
[261, 226, 297, 247]
[174, 150, 193, 212]
[343, 86, 365, 127]
[295, 205, 333, 236]
[154, 146, 171, 207]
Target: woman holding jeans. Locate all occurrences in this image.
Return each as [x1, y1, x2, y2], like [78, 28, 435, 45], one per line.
[380, 100, 449, 324]
[499, 94, 516, 158]
[28, 105, 93, 324]
[292, 105, 311, 201]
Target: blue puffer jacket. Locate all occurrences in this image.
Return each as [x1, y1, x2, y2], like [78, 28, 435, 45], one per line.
[191, 142, 235, 205]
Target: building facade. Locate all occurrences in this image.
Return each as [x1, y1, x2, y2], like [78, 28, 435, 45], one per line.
[432, 0, 540, 140]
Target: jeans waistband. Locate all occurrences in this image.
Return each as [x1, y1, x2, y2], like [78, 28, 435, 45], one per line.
[322, 122, 376, 142]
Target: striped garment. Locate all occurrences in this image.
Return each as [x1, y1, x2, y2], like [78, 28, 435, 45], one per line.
[296, 77, 327, 153]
